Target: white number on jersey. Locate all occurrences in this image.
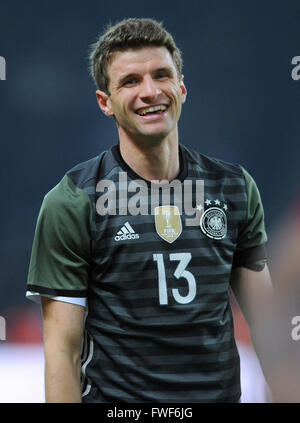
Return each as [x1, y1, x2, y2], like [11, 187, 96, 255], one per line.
[153, 252, 197, 305]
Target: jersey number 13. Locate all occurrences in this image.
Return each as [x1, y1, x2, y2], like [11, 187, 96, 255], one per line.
[153, 252, 197, 305]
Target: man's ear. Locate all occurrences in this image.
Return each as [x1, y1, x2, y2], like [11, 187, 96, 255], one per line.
[180, 75, 187, 104]
[96, 90, 114, 116]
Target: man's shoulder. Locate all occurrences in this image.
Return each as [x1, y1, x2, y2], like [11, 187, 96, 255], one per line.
[66, 151, 108, 188]
[42, 150, 110, 210]
[182, 144, 244, 178]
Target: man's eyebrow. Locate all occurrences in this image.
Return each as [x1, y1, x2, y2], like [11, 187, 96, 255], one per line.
[154, 67, 173, 75]
[117, 66, 174, 85]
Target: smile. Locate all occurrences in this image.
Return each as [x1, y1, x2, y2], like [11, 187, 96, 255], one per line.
[135, 104, 169, 116]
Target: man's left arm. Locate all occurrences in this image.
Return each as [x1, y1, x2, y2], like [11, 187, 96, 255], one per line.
[230, 264, 274, 389]
[230, 264, 273, 331]
[231, 167, 274, 389]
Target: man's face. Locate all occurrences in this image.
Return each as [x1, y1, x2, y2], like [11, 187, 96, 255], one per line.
[96, 46, 187, 143]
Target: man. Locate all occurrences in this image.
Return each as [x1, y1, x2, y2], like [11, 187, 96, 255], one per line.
[26, 18, 272, 403]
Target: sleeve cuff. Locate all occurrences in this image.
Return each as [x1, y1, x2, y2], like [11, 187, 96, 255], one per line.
[26, 291, 87, 307]
[232, 244, 267, 269]
[27, 284, 88, 297]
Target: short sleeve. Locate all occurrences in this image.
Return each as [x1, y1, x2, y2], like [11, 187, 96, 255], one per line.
[27, 174, 92, 298]
[232, 167, 268, 268]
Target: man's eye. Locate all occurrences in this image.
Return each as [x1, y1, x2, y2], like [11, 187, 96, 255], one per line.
[123, 79, 138, 86]
[155, 72, 169, 79]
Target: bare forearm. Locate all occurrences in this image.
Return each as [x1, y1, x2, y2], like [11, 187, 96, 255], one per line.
[44, 351, 82, 403]
[41, 298, 85, 403]
[230, 266, 274, 387]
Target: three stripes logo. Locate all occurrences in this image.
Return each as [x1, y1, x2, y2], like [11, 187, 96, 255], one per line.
[114, 221, 140, 241]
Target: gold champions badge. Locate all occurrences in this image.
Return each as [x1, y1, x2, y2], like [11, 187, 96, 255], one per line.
[154, 205, 182, 244]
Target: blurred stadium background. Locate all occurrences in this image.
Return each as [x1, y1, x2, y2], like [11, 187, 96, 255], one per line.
[0, 0, 299, 403]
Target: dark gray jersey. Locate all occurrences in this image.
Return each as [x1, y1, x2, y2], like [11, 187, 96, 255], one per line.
[27, 143, 267, 402]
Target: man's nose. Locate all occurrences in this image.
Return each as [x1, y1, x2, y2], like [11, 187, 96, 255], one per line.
[139, 76, 161, 101]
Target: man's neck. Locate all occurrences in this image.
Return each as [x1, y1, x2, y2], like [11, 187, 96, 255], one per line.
[118, 128, 180, 182]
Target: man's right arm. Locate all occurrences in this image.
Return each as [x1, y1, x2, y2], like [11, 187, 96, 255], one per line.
[41, 297, 85, 403]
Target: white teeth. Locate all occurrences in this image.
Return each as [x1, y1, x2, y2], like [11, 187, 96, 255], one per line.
[137, 105, 167, 116]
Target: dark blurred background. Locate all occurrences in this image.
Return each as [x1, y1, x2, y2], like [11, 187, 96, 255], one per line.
[0, 0, 300, 340]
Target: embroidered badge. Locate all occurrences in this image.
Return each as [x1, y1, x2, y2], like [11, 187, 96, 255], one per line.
[200, 201, 227, 240]
[154, 205, 182, 243]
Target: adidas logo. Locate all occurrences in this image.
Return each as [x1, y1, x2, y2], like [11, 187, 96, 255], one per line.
[114, 222, 140, 241]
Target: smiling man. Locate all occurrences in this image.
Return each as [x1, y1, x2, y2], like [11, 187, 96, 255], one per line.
[96, 39, 186, 182]
[26, 18, 273, 403]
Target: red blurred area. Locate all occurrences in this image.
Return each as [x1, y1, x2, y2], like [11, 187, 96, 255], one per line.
[231, 294, 252, 346]
[4, 305, 43, 344]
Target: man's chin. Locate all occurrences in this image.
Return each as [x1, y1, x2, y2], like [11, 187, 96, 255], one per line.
[135, 122, 175, 141]
[117, 120, 176, 145]
[133, 131, 171, 145]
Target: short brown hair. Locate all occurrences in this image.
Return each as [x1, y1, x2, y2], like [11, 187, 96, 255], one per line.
[89, 18, 183, 95]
